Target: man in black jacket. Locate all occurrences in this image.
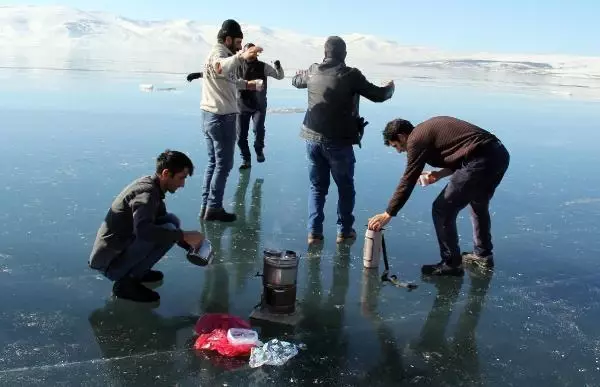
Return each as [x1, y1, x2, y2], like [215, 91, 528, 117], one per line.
[89, 150, 205, 303]
[292, 36, 395, 245]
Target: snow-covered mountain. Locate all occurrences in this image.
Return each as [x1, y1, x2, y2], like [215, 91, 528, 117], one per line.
[1, 5, 600, 85]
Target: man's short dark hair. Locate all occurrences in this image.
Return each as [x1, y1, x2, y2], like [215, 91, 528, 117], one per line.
[383, 119, 414, 146]
[156, 150, 194, 176]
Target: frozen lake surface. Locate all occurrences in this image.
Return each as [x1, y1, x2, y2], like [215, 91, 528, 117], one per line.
[1, 70, 600, 386]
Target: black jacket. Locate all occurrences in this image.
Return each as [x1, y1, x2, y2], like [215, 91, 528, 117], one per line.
[238, 60, 285, 112]
[88, 175, 183, 272]
[292, 58, 394, 145]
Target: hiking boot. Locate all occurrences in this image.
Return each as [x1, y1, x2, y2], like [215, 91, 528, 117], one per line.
[336, 229, 357, 244]
[140, 270, 164, 283]
[256, 150, 265, 163]
[462, 252, 495, 269]
[307, 233, 324, 245]
[421, 261, 464, 277]
[239, 160, 251, 170]
[204, 208, 237, 222]
[113, 278, 160, 303]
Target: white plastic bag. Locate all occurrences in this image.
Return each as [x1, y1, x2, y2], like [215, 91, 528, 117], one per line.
[249, 339, 299, 368]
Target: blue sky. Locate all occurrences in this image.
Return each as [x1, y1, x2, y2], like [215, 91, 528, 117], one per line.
[6, 0, 599, 56]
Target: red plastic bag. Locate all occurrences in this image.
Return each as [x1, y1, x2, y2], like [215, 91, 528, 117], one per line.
[193, 313, 254, 358]
[194, 313, 251, 335]
[194, 329, 255, 357]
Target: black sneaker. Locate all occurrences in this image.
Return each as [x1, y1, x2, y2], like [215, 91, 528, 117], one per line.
[204, 208, 237, 222]
[140, 270, 164, 283]
[307, 233, 324, 245]
[256, 150, 265, 163]
[113, 278, 160, 303]
[421, 261, 464, 276]
[462, 252, 494, 269]
[239, 160, 251, 170]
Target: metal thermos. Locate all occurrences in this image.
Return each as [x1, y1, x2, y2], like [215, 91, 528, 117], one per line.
[363, 229, 383, 268]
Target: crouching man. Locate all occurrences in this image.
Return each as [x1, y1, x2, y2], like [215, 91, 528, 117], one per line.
[368, 116, 510, 276]
[89, 150, 205, 302]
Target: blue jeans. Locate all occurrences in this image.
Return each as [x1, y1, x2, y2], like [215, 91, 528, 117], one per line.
[105, 214, 180, 281]
[432, 141, 510, 264]
[201, 111, 237, 209]
[237, 109, 266, 161]
[306, 141, 356, 235]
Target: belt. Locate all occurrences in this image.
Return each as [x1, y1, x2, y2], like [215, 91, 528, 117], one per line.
[468, 138, 504, 160]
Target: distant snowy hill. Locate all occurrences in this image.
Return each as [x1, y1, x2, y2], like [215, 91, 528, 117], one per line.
[1, 5, 600, 85]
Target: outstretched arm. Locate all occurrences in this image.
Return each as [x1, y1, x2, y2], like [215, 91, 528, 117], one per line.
[292, 66, 311, 89]
[353, 69, 395, 102]
[265, 61, 285, 80]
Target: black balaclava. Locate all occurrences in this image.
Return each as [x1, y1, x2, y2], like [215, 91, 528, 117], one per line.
[324, 36, 347, 61]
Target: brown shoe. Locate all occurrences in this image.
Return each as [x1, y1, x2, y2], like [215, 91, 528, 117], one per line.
[204, 208, 237, 222]
[462, 252, 495, 269]
[307, 233, 324, 245]
[336, 229, 357, 243]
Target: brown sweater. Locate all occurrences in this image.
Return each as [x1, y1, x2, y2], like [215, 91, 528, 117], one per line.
[386, 116, 498, 216]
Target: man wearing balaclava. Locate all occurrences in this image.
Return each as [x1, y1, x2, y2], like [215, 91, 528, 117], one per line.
[198, 19, 263, 222]
[292, 36, 395, 245]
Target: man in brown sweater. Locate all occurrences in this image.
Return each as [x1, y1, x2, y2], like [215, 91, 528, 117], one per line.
[368, 116, 510, 276]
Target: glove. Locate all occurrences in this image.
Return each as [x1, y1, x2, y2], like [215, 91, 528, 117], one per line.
[274, 60, 281, 69]
[186, 72, 203, 82]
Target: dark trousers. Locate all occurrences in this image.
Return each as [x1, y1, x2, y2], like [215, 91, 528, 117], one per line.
[105, 214, 180, 281]
[432, 141, 510, 265]
[236, 109, 266, 162]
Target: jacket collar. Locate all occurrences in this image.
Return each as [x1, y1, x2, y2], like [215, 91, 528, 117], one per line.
[152, 174, 166, 199]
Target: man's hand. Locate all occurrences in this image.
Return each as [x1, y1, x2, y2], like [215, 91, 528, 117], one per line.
[240, 46, 263, 61]
[420, 168, 452, 186]
[368, 212, 392, 231]
[186, 72, 203, 82]
[420, 171, 438, 186]
[274, 60, 281, 68]
[182, 231, 205, 249]
[246, 80, 257, 91]
[246, 79, 264, 91]
[382, 80, 395, 99]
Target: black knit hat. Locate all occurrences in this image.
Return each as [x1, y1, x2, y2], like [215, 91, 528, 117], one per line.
[218, 19, 243, 40]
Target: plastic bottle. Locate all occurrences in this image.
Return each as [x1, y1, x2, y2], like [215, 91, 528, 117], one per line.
[227, 328, 259, 346]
